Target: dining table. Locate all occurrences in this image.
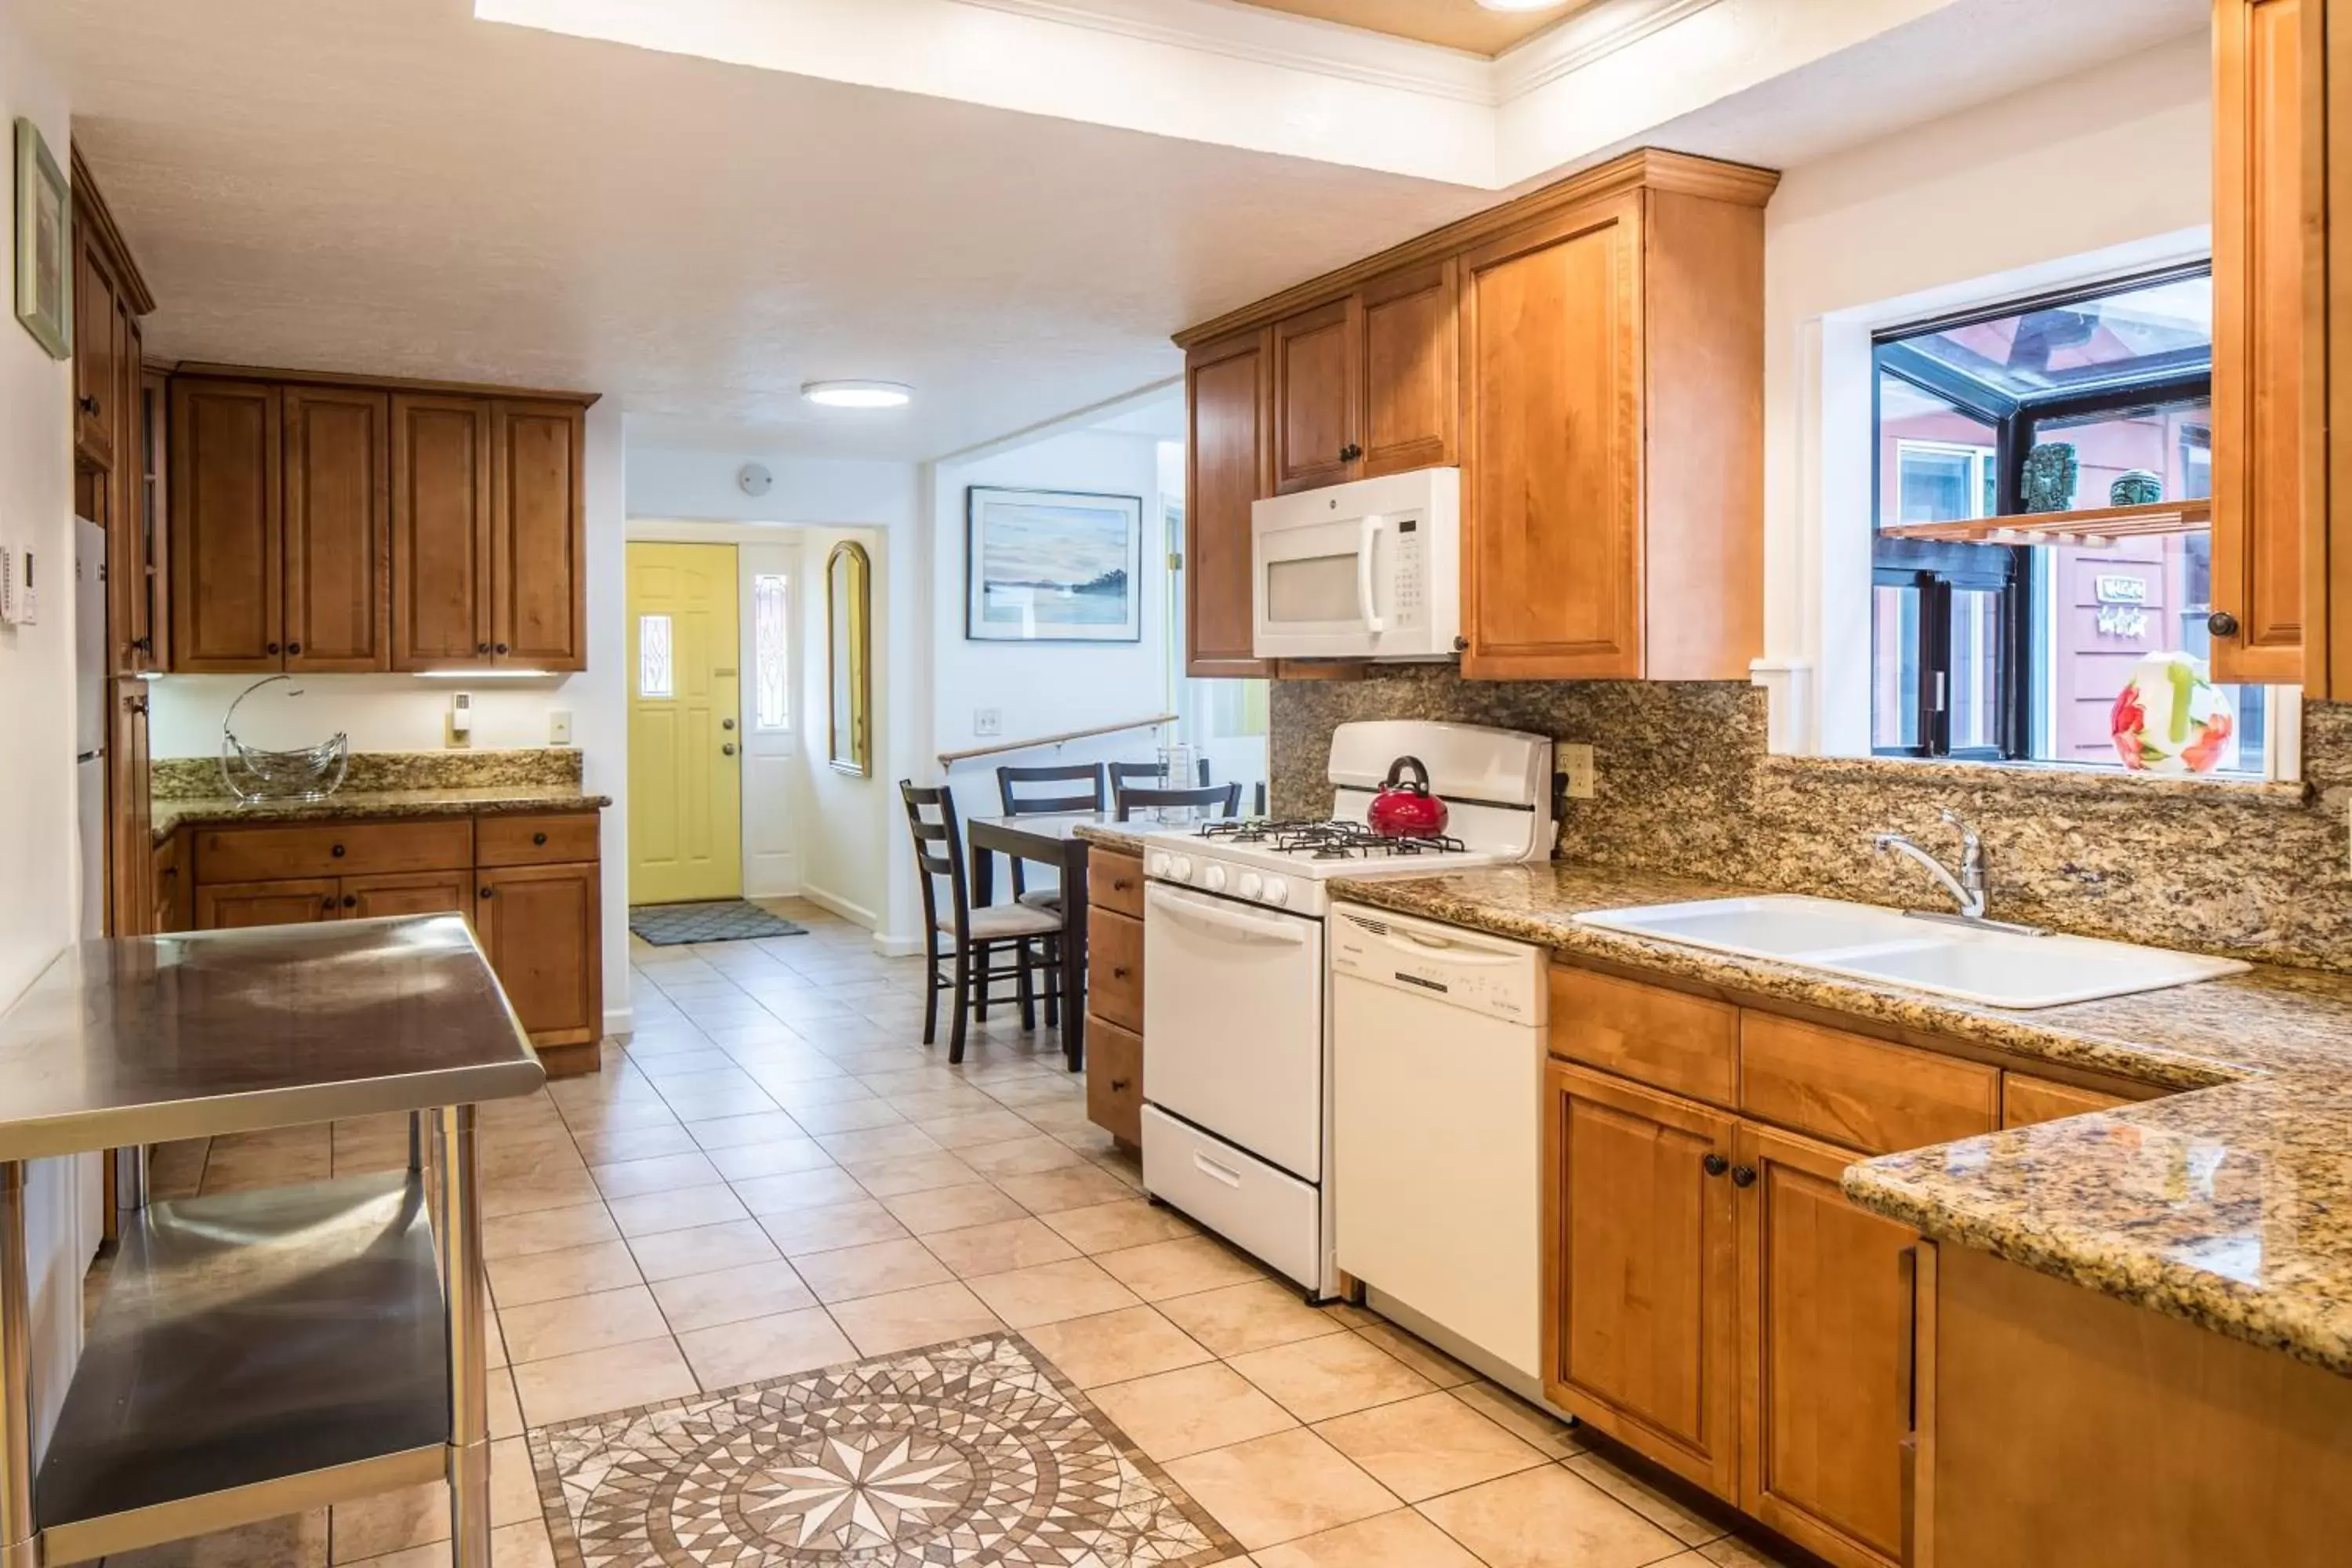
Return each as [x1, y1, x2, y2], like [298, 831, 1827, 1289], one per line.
[965, 811, 1117, 1073]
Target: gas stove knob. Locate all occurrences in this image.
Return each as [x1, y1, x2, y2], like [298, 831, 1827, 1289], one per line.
[1263, 877, 1290, 906]
[1168, 855, 1193, 883]
[1202, 864, 1228, 893]
[1237, 871, 1265, 900]
[1146, 851, 1172, 878]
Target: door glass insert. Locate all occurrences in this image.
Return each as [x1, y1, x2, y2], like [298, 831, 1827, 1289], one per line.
[638, 613, 673, 699]
[752, 574, 789, 731]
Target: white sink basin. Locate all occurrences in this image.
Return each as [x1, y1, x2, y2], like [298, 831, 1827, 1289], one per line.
[1573, 895, 2249, 1010]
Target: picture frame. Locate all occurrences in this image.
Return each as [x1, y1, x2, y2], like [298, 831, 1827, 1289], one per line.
[13, 118, 71, 361]
[965, 486, 1143, 644]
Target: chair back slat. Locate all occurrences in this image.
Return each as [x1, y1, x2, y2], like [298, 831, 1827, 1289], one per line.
[898, 781, 973, 938]
[1114, 780, 1243, 822]
[996, 762, 1107, 815]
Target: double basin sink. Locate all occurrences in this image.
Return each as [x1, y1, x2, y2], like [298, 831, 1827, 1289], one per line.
[1575, 895, 2248, 1009]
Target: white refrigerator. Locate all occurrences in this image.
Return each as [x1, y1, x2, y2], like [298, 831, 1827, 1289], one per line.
[75, 516, 107, 939]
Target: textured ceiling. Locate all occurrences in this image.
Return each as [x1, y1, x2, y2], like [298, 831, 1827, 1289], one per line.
[24, 0, 1491, 461]
[1228, 0, 1598, 56]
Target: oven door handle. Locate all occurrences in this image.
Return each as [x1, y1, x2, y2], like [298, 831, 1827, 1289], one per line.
[1149, 885, 1309, 946]
[1356, 514, 1386, 635]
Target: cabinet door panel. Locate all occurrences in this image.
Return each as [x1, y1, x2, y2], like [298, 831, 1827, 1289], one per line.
[1360, 260, 1457, 477]
[74, 238, 118, 468]
[1185, 330, 1272, 677]
[1461, 196, 1643, 679]
[492, 402, 586, 670]
[342, 869, 477, 931]
[482, 862, 601, 1046]
[194, 878, 341, 930]
[284, 387, 390, 671]
[391, 394, 495, 670]
[169, 379, 284, 672]
[2213, 0, 2307, 682]
[1544, 1059, 1738, 1499]
[108, 681, 153, 935]
[1272, 297, 1359, 494]
[1737, 1122, 1916, 1568]
[109, 305, 148, 673]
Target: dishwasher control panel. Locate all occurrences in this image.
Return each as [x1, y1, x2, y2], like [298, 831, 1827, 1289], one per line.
[1330, 904, 1544, 1024]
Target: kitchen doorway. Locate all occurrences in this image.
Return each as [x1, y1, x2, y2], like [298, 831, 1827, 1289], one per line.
[626, 541, 744, 904]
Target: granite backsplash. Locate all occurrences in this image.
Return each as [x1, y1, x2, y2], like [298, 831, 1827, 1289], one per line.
[151, 747, 584, 800]
[1271, 670, 2352, 973]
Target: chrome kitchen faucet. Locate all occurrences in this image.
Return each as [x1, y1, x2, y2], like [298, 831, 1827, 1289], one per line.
[1871, 809, 2045, 935]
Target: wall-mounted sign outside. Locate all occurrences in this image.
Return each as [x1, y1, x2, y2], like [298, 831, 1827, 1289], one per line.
[2094, 575, 2149, 605]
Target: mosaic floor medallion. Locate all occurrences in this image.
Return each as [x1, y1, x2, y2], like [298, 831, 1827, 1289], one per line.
[528, 1335, 1240, 1566]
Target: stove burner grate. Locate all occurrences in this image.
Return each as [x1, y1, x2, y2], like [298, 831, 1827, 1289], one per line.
[1197, 818, 1469, 858]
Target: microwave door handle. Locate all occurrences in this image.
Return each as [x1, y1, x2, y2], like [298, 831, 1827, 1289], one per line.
[1357, 514, 1386, 634]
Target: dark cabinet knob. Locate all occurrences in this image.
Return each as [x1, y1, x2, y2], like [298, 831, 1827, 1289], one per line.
[494, 642, 510, 655]
[1339, 442, 1363, 463]
[1730, 1165, 1759, 1189]
[478, 885, 494, 899]
[1453, 636, 1470, 653]
[1702, 1154, 1730, 1178]
[287, 641, 302, 655]
[1112, 965, 1131, 980]
[532, 832, 548, 846]
[1110, 1078, 1131, 1093]
[266, 641, 281, 655]
[78, 394, 99, 415]
[342, 895, 358, 909]
[131, 636, 152, 654]
[331, 844, 346, 858]
[2207, 610, 2241, 639]
[321, 896, 337, 912]
[477, 642, 491, 655]
[129, 698, 148, 715]
[1112, 878, 1133, 893]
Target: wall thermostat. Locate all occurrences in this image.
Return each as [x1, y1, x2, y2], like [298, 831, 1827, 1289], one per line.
[738, 463, 774, 498]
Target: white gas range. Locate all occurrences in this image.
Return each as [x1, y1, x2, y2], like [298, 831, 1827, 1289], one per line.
[1134, 720, 1556, 1300]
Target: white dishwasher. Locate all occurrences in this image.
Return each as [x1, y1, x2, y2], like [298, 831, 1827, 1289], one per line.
[1331, 901, 1546, 1381]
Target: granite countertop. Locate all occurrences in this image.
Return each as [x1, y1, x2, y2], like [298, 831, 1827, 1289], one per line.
[1328, 860, 2352, 1377]
[1071, 822, 1155, 855]
[154, 785, 612, 840]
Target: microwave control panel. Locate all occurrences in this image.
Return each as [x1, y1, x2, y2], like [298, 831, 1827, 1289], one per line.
[1389, 515, 1425, 628]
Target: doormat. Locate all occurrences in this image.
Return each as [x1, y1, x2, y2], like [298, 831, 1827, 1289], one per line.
[525, 1333, 1240, 1566]
[627, 899, 808, 946]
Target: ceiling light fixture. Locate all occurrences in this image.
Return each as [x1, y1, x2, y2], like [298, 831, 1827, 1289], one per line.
[802, 380, 913, 410]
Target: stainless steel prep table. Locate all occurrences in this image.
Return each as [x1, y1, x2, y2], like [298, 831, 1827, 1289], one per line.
[0, 916, 546, 1568]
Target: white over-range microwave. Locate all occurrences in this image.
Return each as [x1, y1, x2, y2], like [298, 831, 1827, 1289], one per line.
[1250, 466, 1461, 661]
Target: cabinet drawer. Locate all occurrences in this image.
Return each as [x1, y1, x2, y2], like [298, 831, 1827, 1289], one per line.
[1087, 850, 1145, 920]
[1739, 1013, 1998, 1156]
[1550, 964, 1738, 1106]
[476, 811, 601, 867]
[1088, 907, 1145, 1034]
[1086, 1018, 1144, 1145]
[195, 818, 474, 883]
[2002, 1073, 2132, 1129]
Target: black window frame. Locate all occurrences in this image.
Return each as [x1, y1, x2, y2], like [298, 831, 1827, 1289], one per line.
[1870, 262, 2214, 761]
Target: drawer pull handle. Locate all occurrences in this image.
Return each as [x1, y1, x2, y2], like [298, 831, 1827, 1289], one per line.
[331, 844, 347, 858]
[1192, 1152, 1243, 1189]
[1112, 966, 1131, 980]
[477, 642, 491, 655]
[342, 895, 357, 909]
[287, 641, 303, 655]
[532, 832, 548, 846]
[1702, 1154, 1730, 1178]
[495, 642, 510, 655]
[1730, 1165, 1758, 1189]
[1109, 1077, 1131, 1093]
[321, 896, 336, 912]
[1112, 878, 1133, 892]
[266, 641, 281, 655]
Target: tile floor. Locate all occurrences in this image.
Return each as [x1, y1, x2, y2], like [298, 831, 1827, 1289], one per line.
[111, 901, 1799, 1568]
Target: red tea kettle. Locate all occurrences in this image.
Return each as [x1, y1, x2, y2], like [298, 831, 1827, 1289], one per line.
[1367, 756, 1449, 838]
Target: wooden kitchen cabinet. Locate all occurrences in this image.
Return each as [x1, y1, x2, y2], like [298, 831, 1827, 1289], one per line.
[1541, 1058, 1740, 1499]
[478, 861, 602, 1047]
[490, 401, 589, 670]
[152, 831, 187, 935]
[283, 386, 391, 671]
[73, 232, 122, 471]
[341, 869, 477, 927]
[1083, 848, 1147, 1144]
[1270, 260, 1459, 496]
[390, 393, 497, 670]
[1184, 329, 1274, 677]
[195, 878, 344, 929]
[2002, 1072, 2132, 1127]
[1272, 297, 1359, 495]
[169, 378, 285, 672]
[107, 681, 154, 937]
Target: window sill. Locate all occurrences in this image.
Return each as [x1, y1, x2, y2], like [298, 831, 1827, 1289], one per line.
[1760, 752, 2311, 809]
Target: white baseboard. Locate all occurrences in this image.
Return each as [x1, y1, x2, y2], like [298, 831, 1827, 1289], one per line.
[603, 1004, 636, 1038]
[800, 884, 880, 931]
[872, 932, 924, 959]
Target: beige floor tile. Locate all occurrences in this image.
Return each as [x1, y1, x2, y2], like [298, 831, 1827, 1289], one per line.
[782, 1095, 907, 1134]
[1020, 1304, 1214, 1388]
[343, 1519, 554, 1568]
[489, 1436, 538, 1526]
[588, 1150, 724, 1201]
[1094, 1236, 1265, 1300]
[1226, 1333, 1435, 1423]
[1158, 1280, 1352, 1359]
[110, 1512, 330, 1566]
[880, 1181, 1030, 1236]
[842, 1149, 985, 1198]
[488, 1367, 524, 1439]
[487, 1240, 641, 1308]
[605, 1182, 750, 1238]
[1312, 1390, 1547, 1501]
[677, 1304, 856, 1389]
[1087, 1362, 1298, 1462]
[815, 1122, 942, 1162]
[729, 1163, 869, 1214]
[481, 1202, 620, 1262]
[829, 1280, 1005, 1357]
[706, 1138, 837, 1181]
[910, 1107, 1038, 1148]
[1697, 1535, 1801, 1566]
[1040, 1198, 1200, 1253]
[510, 1336, 699, 1427]
[626, 1218, 780, 1282]
[957, 1134, 1086, 1178]
[499, 1284, 670, 1364]
[1565, 1451, 1730, 1547]
[1417, 1465, 1682, 1568]
[1252, 1509, 1484, 1568]
[918, 1217, 1081, 1278]
[756, 1197, 913, 1257]
[567, 1122, 699, 1168]
[649, 1258, 817, 1331]
[1446, 1381, 1583, 1458]
[480, 1165, 604, 1220]
[1351, 1321, 1479, 1388]
[993, 1163, 1139, 1213]
[1164, 1428, 1398, 1551]
[331, 1481, 445, 1562]
[964, 1256, 1143, 1328]
[791, 1236, 953, 1302]
[682, 1111, 808, 1150]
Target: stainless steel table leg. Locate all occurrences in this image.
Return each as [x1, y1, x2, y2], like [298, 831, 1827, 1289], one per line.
[1, 1163, 36, 1568]
[434, 1107, 490, 1568]
[114, 1144, 147, 1214]
[409, 1111, 426, 1174]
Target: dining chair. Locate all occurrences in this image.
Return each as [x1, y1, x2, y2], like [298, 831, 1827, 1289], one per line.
[993, 762, 1106, 917]
[899, 781, 1065, 1064]
[1114, 779, 1243, 821]
[1109, 757, 1211, 791]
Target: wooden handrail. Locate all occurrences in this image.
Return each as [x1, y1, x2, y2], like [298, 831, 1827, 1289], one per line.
[939, 713, 1178, 770]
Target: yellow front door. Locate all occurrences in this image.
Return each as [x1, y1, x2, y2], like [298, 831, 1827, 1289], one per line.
[628, 542, 743, 904]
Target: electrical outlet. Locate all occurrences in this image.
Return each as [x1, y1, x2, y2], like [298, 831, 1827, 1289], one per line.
[448, 691, 474, 749]
[550, 710, 573, 745]
[974, 708, 1003, 738]
[1559, 742, 1597, 800]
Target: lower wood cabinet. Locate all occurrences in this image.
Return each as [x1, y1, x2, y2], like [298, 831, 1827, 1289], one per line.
[342, 869, 475, 924]
[477, 860, 603, 1048]
[194, 877, 343, 930]
[1083, 849, 1146, 1144]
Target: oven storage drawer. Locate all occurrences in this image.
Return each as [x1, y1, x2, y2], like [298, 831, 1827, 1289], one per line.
[1142, 1105, 1323, 1292]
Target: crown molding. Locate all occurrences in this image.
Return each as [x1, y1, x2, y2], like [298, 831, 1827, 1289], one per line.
[1494, 0, 1728, 100]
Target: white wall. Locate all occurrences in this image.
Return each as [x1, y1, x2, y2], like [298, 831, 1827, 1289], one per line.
[1759, 32, 2213, 753]
[0, 7, 93, 1461]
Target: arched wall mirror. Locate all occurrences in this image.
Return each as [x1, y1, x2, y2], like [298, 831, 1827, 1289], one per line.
[826, 541, 873, 777]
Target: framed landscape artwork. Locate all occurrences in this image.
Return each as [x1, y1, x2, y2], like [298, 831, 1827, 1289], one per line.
[13, 118, 71, 361]
[966, 486, 1143, 644]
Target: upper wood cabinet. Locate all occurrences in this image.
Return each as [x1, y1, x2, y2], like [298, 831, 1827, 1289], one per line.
[491, 401, 589, 669]
[1185, 328, 1274, 677]
[169, 378, 285, 672]
[284, 387, 391, 671]
[73, 238, 123, 471]
[1171, 149, 1773, 681]
[2213, 0, 2309, 684]
[391, 394, 496, 670]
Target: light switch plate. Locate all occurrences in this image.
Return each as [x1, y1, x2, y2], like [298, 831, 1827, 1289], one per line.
[550, 710, 573, 745]
[974, 708, 1003, 738]
[1559, 742, 1597, 800]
